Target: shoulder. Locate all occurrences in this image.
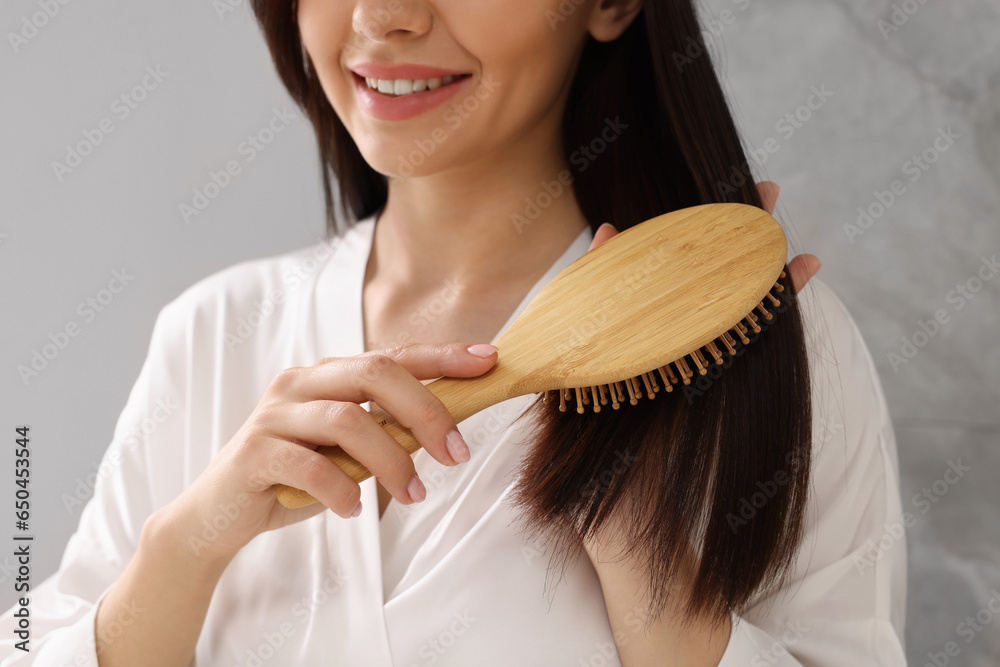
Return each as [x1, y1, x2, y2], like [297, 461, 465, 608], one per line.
[134, 232, 361, 388]
[788, 277, 906, 626]
[794, 276, 896, 461]
[164, 237, 341, 326]
[732, 277, 908, 666]
[154, 229, 361, 347]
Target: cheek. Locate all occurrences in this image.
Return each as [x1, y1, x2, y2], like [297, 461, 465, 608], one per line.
[467, 24, 583, 126]
[297, 0, 352, 84]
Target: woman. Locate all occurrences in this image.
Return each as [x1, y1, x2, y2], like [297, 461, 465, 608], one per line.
[0, 0, 906, 664]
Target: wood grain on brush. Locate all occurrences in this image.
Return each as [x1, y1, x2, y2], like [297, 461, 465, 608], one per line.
[275, 202, 787, 509]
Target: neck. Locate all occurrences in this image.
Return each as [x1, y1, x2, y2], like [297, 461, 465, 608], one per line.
[371, 121, 590, 296]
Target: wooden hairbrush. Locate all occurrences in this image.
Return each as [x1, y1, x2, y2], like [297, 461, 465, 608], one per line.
[275, 202, 788, 508]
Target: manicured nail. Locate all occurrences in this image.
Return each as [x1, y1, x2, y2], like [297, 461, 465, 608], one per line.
[446, 429, 470, 463]
[407, 473, 426, 503]
[351, 501, 363, 518]
[467, 344, 497, 358]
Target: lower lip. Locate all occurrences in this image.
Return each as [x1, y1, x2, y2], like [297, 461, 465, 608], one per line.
[352, 73, 471, 121]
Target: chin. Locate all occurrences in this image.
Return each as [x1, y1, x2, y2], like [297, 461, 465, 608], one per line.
[355, 139, 457, 181]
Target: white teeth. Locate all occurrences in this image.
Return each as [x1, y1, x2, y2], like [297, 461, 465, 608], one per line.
[363, 75, 461, 96]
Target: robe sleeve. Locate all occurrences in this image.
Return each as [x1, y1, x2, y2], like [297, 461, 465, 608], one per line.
[715, 278, 907, 666]
[0, 298, 189, 666]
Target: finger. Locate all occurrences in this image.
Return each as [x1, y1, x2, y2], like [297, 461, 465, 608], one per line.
[286, 354, 469, 467]
[270, 343, 497, 402]
[270, 400, 422, 504]
[787, 254, 822, 294]
[317, 342, 498, 382]
[756, 181, 780, 215]
[588, 223, 619, 251]
[260, 438, 363, 518]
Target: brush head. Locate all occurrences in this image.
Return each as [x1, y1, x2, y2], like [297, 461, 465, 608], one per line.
[493, 203, 788, 399]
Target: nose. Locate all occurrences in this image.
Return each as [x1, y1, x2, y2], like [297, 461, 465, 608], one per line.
[353, 0, 432, 43]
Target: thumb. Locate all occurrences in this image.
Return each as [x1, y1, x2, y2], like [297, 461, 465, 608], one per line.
[588, 222, 619, 251]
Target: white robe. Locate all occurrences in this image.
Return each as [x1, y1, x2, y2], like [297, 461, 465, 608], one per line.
[0, 215, 907, 666]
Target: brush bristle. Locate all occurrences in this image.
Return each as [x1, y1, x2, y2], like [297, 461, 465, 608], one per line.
[541, 272, 788, 414]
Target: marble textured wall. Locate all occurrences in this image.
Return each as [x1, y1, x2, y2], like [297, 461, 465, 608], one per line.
[701, 0, 1000, 662]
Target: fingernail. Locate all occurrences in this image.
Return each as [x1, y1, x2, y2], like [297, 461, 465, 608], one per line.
[407, 473, 426, 503]
[467, 344, 497, 358]
[446, 429, 470, 463]
[351, 501, 363, 518]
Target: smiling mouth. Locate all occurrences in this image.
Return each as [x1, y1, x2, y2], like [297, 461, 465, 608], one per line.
[356, 73, 472, 97]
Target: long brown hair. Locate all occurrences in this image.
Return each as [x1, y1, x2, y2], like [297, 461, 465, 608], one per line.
[250, 0, 811, 624]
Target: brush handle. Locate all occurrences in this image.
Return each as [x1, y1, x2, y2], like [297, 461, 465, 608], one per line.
[273, 361, 523, 508]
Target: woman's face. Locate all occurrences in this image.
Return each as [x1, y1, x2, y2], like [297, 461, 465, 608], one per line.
[297, 0, 602, 179]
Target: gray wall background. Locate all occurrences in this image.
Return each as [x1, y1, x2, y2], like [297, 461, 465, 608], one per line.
[2, 0, 997, 663]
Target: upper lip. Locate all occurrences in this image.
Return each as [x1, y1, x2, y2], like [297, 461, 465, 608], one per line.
[349, 63, 470, 80]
